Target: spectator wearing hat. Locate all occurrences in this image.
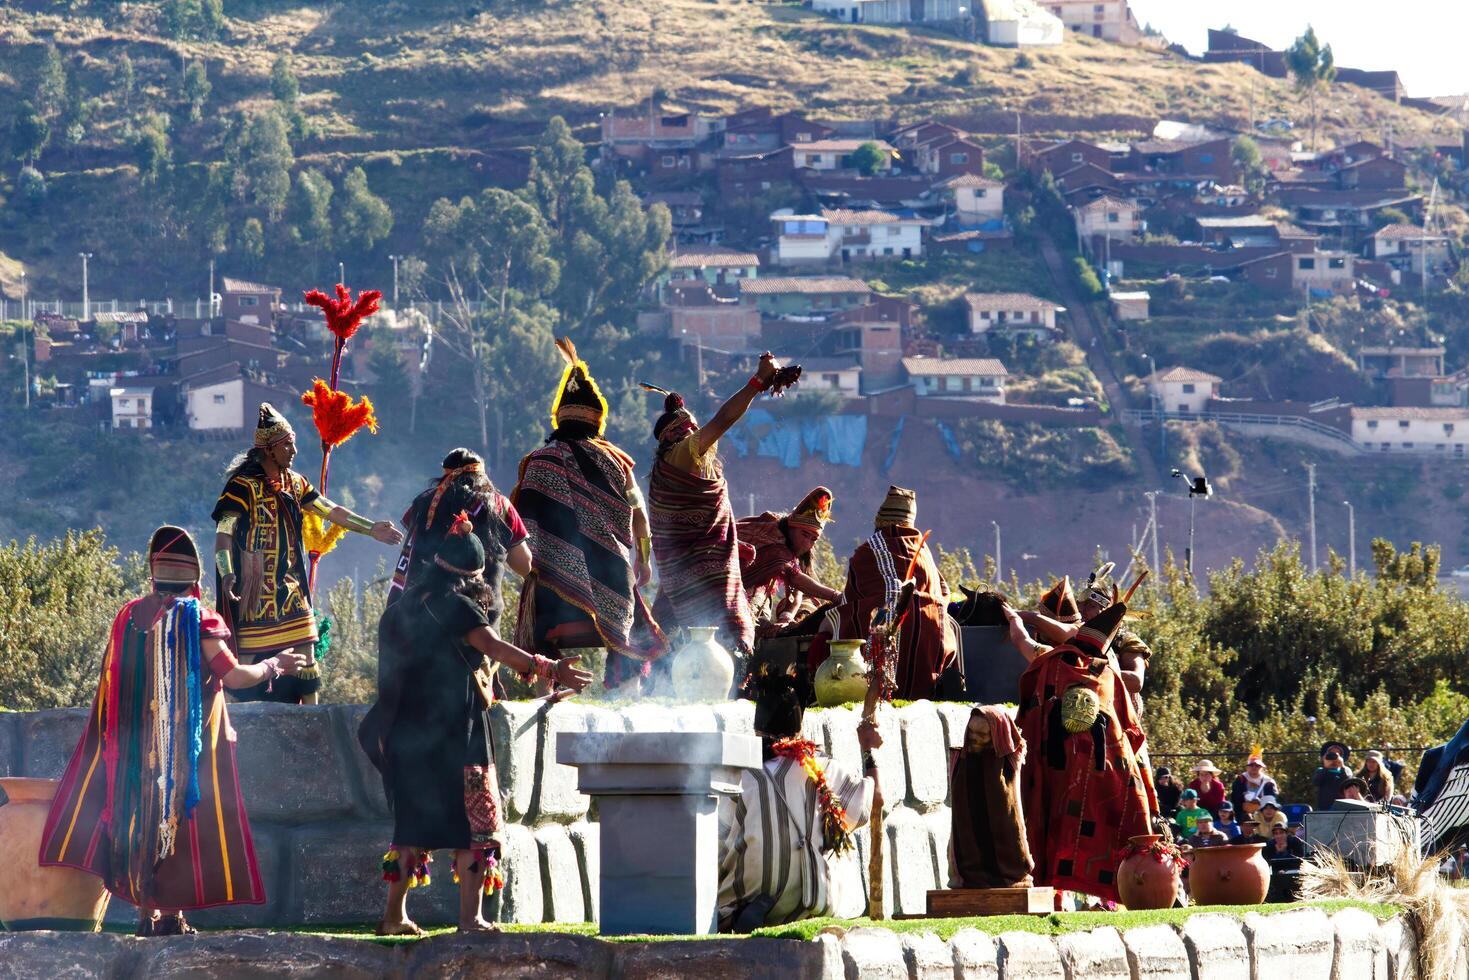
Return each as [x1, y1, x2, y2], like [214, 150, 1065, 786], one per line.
[1155, 766, 1182, 819]
[1339, 777, 1369, 802]
[1238, 818, 1268, 846]
[1174, 789, 1211, 838]
[1186, 815, 1229, 849]
[1360, 750, 1395, 804]
[1188, 760, 1227, 817]
[1215, 801, 1243, 840]
[1230, 750, 1280, 821]
[1265, 823, 1309, 902]
[1313, 743, 1354, 811]
[1257, 796, 1283, 828]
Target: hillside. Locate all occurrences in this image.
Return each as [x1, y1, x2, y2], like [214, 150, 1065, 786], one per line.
[0, 0, 1459, 296]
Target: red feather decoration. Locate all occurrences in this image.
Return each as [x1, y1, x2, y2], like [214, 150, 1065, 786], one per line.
[301, 379, 379, 447]
[303, 283, 382, 343]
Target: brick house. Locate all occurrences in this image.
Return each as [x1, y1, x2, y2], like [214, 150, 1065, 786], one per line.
[1042, 0, 1144, 42]
[1124, 138, 1236, 183]
[1367, 224, 1453, 280]
[1028, 139, 1114, 179]
[220, 277, 281, 327]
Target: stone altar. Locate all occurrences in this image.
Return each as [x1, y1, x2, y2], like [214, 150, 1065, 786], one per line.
[556, 730, 760, 936]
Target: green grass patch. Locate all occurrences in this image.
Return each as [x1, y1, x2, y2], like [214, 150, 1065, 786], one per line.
[752, 899, 1401, 942]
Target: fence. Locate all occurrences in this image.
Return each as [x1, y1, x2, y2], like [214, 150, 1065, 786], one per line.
[1125, 407, 1363, 452]
[0, 298, 487, 323]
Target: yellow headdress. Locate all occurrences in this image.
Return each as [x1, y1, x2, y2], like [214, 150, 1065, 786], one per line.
[550, 337, 608, 436]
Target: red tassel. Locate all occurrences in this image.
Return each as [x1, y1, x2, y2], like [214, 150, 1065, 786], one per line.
[303, 283, 382, 343]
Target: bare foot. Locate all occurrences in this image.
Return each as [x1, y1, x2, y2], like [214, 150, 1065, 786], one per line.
[457, 918, 500, 933]
[376, 918, 424, 937]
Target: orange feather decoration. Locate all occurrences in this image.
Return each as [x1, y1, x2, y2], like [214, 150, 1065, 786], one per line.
[303, 283, 382, 343]
[301, 378, 379, 447]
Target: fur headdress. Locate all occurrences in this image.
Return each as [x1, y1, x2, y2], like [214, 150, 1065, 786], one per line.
[551, 337, 608, 436]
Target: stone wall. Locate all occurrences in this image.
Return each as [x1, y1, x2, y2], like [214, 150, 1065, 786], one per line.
[0, 699, 974, 928]
[0, 907, 1444, 979]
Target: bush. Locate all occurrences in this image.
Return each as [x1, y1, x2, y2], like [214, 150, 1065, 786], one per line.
[16, 166, 47, 207]
[1073, 255, 1103, 298]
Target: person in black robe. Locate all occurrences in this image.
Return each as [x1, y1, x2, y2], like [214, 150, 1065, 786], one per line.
[365, 510, 592, 935]
[949, 704, 1034, 889]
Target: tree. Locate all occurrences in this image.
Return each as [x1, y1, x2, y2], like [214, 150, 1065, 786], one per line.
[849, 140, 887, 177]
[10, 101, 49, 165]
[1230, 135, 1268, 196]
[116, 54, 136, 115]
[233, 108, 294, 222]
[1073, 255, 1103, 297]
[288, 167, 333, 269]
[1287, 26, 1335, 151]
[58, 71, 95, 153]
[270, 53, 300, 105]
[338, 166, 393, 251]
[132, 113, 171, 183]
[235, 216, 266, 265]
[33, 44, 67, 119]
[180, 60, 211, 123]
[163, 0, 223, 40]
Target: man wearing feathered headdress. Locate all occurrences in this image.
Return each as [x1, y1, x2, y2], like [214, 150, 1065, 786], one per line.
[212, 402, 403, 703]
[736, 486, 842, 629]
[512, 338, 668, 690]
[641, 353, 781, 659]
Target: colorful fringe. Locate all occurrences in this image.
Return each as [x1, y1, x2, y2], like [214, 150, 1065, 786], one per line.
[381, 848, 432, 888]
[453, 847, 507, 896]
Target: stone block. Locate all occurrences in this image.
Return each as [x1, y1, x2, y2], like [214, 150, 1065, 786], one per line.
[668, 704, 720, 733]
[826, 704, 905, 815]
[536, 822, 587, 924]
[711, 699, 754, 735]
[1056, 926, 1129, 980]
[1245, 908, 1334, 980]
[622, 703, 717, 733]
[886, 807, 937, 916]
[616, 938, 828, 980]
[406, 931, 613, 979]
[535, 703, 594, 824]
[1181, 912, 1251, 980]
[491, 699, 548, 823]
[899, 702, 948, 811]
[0, 712, 18, 776]
[568, 820, 601, 923]
[0, 931, 136, 980]
[853, 824, 893, 919]
[229, 703, 357, 822]
[996, 930, 1065, 980]
[16, 707, 88, 778]
[903, 931, 954, 980]
[1331, 907, 1387, 980]
[923, 806, 953, 889]
[1381, 916, 1418, 980]
[934, 702, 975, 751]
[1123, 924, 1192, 980]
[949, 927, 1000, 980]
[338, 703, 389, 817]
[841, 926, 909, 980]
[491, 822, 546, 925]
[140, 932, 395, 980]
[290, 820, 459, 927]
[187, 824, 286, 929]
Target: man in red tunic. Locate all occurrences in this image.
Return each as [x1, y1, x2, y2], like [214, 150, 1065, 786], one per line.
[1016, 602, 1158, 904]
[39, 527, 307, 935]
[817, 486, 957, 700]
[737, 486, 842, 629]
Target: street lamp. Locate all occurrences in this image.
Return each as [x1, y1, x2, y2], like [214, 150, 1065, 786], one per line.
[1342, 500, 1356, 577]
[338, 261, 345, 286]
[991, 520, 1002, 584]
[388, 254, 401, 309]
[78, 252, 93, 320]
[1171, 468, 1211, 578]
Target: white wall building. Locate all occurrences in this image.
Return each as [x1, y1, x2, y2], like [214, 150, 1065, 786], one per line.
[813, 0, 966, 24]
[980, 0, 1065, 46]
[1352, 407, 1469, 455]
[902, 356, 1009, 402]
[771, 209, 926, 265]
[184, 376, 247, 431]
[965, 293, 1061, 338]
[1148, 366, 1221, 414]
[1043, 0, 1142, 42]
[110, 386, 154, 430]
[791, 139, 895, 173]
[1074, 195, 1142, 246]
[802, 357, 864, 397]
[941, 174, 1006, 224]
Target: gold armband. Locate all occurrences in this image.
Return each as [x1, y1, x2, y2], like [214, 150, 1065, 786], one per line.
[342, 513, 376, 534]
[307, 496, 336, 517]
[216, 513, 239, 536]
[638, 537, 652, 563]
[216, 548, 235, 577]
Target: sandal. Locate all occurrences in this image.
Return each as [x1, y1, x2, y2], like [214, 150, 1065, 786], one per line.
[153, 912, 197, 936]
[376, 919, 424, 938]
[456, 920, 500, 934]
[136, 913, 158, 938]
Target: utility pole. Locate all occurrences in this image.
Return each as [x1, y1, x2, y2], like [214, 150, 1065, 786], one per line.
[1342, 499, 1356, 577]
[389, 254, 401, 309]
[208, 258, 215, 317]
[78, 252, 92, 320]
[1305, 462, 1318, 572]
[992, 520, 1002, 584]
[1145, 490, 1161, 573]
[338, 261, 345, 286]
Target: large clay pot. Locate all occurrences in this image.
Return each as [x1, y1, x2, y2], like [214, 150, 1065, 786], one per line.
[0, 778, 110, 931]
[669, 626, 736, 700]
[814, 640, 869, 706]
[1117, 834, 1181, 910]
[1188, 842, 1270, 906]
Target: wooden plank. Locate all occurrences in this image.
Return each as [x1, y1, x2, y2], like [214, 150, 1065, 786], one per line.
[921, 887, 1055, 917]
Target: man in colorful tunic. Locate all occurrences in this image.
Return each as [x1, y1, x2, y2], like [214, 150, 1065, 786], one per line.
[737, 486, 842, 630]
[818, 486, 957, 700]
[1016, 602, 1158, 903]
[513, 338, 668, 691]
[644, 353, 780, 659]
[39, 526, 308, 936]
[717, 658, 880, 930]
[212, 402, 403, 703]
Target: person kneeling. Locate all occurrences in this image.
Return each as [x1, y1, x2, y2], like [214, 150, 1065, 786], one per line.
[717, 663, 880, 931]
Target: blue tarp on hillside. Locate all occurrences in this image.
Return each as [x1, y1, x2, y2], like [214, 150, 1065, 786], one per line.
[725, 410, 868, 468]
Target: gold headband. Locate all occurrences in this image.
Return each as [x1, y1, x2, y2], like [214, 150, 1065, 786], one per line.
[254, 421, 295, 448]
